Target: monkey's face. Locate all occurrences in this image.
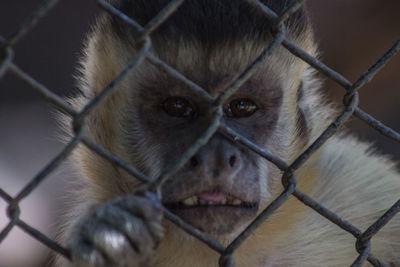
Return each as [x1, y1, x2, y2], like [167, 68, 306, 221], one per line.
[119, 43, 303, 238]
[76, 0, 312, 242]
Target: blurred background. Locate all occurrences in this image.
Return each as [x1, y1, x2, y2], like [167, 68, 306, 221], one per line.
[0, 1, 399, 266]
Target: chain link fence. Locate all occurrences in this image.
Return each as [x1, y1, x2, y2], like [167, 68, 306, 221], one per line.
[1, 0, 399, 266]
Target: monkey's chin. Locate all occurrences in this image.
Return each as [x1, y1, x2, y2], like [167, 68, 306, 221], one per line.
[165, 204, 259, 236]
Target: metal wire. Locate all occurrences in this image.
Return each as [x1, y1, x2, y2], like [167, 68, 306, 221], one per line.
[0, 0, 399, 266]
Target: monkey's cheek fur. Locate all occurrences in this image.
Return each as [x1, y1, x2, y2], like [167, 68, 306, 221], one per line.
[165, 204, 259, 235]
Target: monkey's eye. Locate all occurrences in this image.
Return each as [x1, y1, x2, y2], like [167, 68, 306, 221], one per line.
[225, 99, 258, 118]
[162, 97, 196, 118]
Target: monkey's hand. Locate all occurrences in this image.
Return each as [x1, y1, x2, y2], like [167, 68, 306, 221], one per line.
[68, 192, 163, 267]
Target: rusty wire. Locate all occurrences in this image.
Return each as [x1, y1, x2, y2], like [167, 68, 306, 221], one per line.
[0, 0, 399, 266]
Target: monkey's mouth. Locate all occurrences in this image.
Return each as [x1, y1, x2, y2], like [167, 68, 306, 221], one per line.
[163, 191, 259, 235]
[164, 191, 257, 209]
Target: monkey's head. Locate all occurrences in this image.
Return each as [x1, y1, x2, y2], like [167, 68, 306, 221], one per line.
[71, 0, 326, 240]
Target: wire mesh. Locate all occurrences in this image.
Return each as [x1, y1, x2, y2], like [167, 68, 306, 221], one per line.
[0, 0, 399, 266]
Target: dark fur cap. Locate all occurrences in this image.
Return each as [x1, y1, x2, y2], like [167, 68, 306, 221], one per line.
[107, 0, 309, 45]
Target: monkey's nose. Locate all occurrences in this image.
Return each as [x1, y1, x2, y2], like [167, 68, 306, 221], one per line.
[229, 155, 237, 168]
[189, 148, 242, 180]
[190, 156, 199, 168]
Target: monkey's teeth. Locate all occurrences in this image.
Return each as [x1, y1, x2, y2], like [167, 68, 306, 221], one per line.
[182, 197, 193, 206]
[180, 196, 242, 206]
[227, 196, 234, 205]
[226, 196, 242, 206]
[232, 199, 242, 205]
[182, 196, 198, 206]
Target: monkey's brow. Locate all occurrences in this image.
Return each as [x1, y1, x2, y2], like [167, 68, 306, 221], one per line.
[136, 68, 281, 100]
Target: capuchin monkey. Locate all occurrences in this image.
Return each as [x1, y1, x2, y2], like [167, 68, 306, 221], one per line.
[56, 0, 400, 266]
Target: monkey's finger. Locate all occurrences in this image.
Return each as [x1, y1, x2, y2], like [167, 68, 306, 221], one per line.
[69, 235, 107, 267]
[114, 195, 164, 240]
[81, 217, 138, 266]
[117, 194, 162, 219]
[95, 203, 159, 253]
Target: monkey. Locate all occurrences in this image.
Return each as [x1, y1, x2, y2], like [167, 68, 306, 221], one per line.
[55, 0, 400, 266]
